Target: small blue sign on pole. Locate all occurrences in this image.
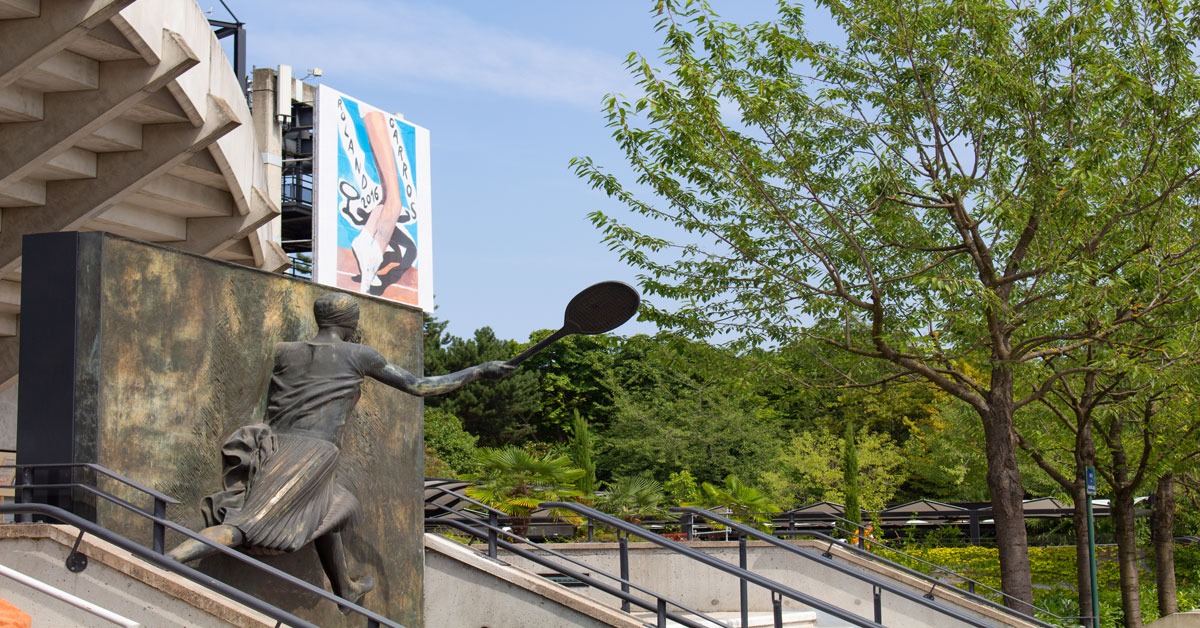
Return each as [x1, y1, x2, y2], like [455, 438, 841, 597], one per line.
[1086, 466, 1097, 496]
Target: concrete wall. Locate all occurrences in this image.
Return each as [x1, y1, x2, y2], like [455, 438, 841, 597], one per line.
[1148, 611, 1200, 627]
[15, 233, 427, 627]
[0, 383, 15, 450]
[424, 534, 643, 628]
[494, 540, 1031, 628]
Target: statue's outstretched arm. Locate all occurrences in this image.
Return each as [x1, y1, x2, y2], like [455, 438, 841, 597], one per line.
[366, 353, 514, 397]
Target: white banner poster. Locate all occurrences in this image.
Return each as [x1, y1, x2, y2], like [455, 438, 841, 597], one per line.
[314, 85, 433, 311]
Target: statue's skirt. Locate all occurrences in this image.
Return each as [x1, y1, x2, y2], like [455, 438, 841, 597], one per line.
[203, 426, 360, 553]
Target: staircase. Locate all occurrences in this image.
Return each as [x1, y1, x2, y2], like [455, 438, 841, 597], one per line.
[1, 463, 400, 628]
[424, 490, 1061, 628]
[0, 523, 274, 627]
[0, 464, 1062, 628]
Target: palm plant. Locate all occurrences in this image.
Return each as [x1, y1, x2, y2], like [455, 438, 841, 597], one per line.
[689, 475, 780, 531]
[465, 446, 585, 535]
[596, 475, 670, 523]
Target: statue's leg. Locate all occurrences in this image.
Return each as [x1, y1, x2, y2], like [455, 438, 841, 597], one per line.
[166, 524, 244, 563]
[314, 532, 374, 612]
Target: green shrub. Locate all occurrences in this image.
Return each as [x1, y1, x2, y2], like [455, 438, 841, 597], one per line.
[885, 544, 1200, 626]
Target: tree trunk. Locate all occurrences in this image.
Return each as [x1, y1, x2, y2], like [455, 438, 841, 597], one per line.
[983, 373, 1034, 612]
[1154, 473, 1178, 617]
[1112, 487, 1143, 628]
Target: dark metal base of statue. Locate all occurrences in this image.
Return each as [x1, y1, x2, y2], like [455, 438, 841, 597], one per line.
[16, 232, 436, 627]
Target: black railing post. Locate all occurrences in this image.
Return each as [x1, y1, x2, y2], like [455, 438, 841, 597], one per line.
[739, 533, 749, 628]
[657, 598, 667, 627]
[619, 532, 631, 613]
[682, 512, 694, 540]
[773, 592, 783, 628]
[17, 466, 32, 523]
[153, 498, 167, 554]
[587, 517, 594, 542]
[873, 585, 882, 624]
[487, 512, 498, 558]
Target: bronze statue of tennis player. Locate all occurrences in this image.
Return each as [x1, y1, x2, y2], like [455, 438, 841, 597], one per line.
[167, 292, 514, 607]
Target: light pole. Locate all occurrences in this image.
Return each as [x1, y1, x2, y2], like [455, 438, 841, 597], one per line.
[1087, 465, 1100, 628]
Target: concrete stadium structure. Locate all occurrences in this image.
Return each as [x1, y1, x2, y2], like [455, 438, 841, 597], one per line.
[0, 0, 287, 452]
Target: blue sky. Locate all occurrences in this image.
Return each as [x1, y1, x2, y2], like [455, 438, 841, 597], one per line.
[221, 0, 792, 342]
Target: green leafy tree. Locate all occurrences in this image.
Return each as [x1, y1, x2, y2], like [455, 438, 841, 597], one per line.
[898, 397, 990, 502]
[465, 446, 585, 535]
[599, 337, 784, 484]
[522, 332, 624, 438]
[567, 411, 598, 495]
[664, 469, 701, 505]
[843, 422, 862, 527]
[1015, 305, 1200, 626]
[776, 426, 906, 512]
[763, 329, 949, 443]
[425, 327, 542, 446]
[1093, 382, 1200, 627]
[603, 392, 782, 485]
[573, 0, 1200, 606]
[423, 407, 478, 477]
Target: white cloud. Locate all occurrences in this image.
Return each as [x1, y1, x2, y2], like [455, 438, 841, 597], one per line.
[248, 0, 634, 108]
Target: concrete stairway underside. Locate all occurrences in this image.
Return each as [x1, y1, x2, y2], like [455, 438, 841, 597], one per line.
[0, 0, 287, 389]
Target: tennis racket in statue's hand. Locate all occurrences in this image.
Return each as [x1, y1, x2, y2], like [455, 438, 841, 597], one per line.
[506, 281, 640, 367]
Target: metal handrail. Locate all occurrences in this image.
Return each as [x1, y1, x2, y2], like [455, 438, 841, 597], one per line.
[783, 511, 1007, 596]
[676, 507, 1050, 628]
[773, 510, 1073, 625]
[0, 561, 141, 627]
[429, 517, 716, 628]
[428, 488, 1063, 627]
[542, 501, 885, 628]
[424, 485, 517, 557]
[8, 463, 177, 553]
[424, 493, 726, 626]
[0, 503, 316, 628]
[11, 463, 180, 504]
[6, 463, 402, 627]
[425, 485, 583, 536]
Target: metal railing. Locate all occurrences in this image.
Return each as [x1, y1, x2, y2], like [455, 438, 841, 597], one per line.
[10, 463, 177, 553]
[0, 561, 141, 627]
[676, 507, 1055, 628]
[768, 511, 1073, 626]
[541, 501, 888, 628]
[3, 463, 402, 628]
[0, 502, 321, 628]
[426, 484, 1058, 627]
[425, 486, 725, 628]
